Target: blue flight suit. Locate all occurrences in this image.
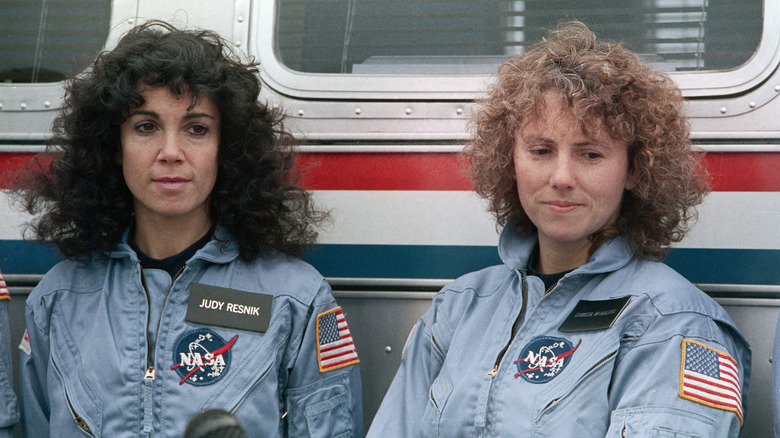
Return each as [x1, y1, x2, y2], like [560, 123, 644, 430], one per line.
[369, 223, 750, 437]
[19, 227, 363, 437]
[0, 268, 18, 438]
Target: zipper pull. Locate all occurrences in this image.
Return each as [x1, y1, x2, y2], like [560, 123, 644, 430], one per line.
[144, 366, 156, 380]
[486, 364, 499, 378]
[73, 416, 92, 435]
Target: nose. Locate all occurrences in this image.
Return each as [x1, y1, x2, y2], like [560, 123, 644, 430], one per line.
[549, 155, 576, 189]
[158, 132, 185, 162]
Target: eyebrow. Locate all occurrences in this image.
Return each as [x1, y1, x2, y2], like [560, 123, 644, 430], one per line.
[126, 110, 217, 121]
[520, 134, 592, 145]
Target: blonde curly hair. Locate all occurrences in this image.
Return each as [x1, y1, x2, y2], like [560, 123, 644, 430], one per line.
[464, 21, 708, 259]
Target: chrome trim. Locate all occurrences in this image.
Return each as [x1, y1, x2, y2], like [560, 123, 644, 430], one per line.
[333, 291, 438, 300]
[0, 145, 48, 153]
[295, 145, 464, 153]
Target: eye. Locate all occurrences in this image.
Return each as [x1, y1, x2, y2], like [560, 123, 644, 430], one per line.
[529, 146, 551, 156]
[188, 124, 209, 136]
[585, 151, 603, 160]
[135, 122, 156, 134]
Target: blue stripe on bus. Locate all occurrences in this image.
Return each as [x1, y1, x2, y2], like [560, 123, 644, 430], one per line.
[304, 245, 780, 285]
[1, 240, 778, 286]
[0, 240, 62, 275]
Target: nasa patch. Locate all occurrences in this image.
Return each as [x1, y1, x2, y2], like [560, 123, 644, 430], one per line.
[514, 336, 581, 383]
[170, 329, 238, 386]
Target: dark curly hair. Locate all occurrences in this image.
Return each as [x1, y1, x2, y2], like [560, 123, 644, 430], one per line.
[464, 21, 708, 259]
[18, 21, 323, 260]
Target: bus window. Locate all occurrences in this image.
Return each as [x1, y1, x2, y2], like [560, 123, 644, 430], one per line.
[274, 0, 762, 75]
[261, 0, 770, 99]
[0, 0, 111, 83]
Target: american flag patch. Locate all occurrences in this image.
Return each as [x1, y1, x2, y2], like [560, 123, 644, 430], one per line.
[0, 268, 9, 301]
[316, 307, 359, 372]
[679, 339, 743, 424]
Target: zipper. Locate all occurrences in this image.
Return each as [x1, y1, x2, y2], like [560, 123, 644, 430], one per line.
[140, 266, 185, 379]
[51, 358, 95, 436]
[139, 265, 185, 434]
[487, 272, 527, 378]
[541, 350, 618, 413]
[229, 365, 272, 414]
[431, 335, 444, 357]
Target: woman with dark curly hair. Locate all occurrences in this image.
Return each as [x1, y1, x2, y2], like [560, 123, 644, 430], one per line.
[17, 21, 362, 438]
[369, 21, 749, 437]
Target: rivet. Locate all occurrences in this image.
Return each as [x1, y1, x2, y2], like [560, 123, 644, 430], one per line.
[405, 108, 412, 115]
[235, 41, 242, 47]
[355, 108, 362, 115]
[749, 101, 756, 108]
[237, 16, 244, 23]
[272, 104, 280, 109]
[456, 108, 463, 115]
[44, 101, 51, 108]
[384, 346, 392, 354]
[297, 109, 304, 116]
[775, 85, 780, 92]
[20, 102, 27, 110]
[719, 107, 727, 114]
[0, 103, 3, 110]
[127, 18, 135, 25]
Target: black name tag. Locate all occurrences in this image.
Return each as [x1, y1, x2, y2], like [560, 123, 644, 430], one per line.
[186, 283, 273, 333]
[558, 296, 631, 332]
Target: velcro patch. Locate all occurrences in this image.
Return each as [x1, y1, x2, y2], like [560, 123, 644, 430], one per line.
[171, 329, 237, 386]
[679, 339, 743, 424]
[514, 336, 581, 383]
[316, 307, 359, 372]
[19, 329, 31, 356]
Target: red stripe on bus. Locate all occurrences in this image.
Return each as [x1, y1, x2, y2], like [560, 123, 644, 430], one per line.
[297, 152, 780, 192]
[2, 152, 779, 191]
[295, 153, 474, 191]
[703, 153, 780, 192]
[0, 153, 51, 189]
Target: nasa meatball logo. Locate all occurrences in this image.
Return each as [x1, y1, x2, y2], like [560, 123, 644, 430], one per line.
[514, 336, 581, 383]
[171, 329, 237, 386]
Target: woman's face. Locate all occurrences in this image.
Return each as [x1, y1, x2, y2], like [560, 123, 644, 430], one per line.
[513, 92, 633, 260]
[119, 86, 221, 228]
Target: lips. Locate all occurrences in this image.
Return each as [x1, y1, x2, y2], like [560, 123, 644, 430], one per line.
[154, 176, 190, 190]
[544, 200, 581, 213]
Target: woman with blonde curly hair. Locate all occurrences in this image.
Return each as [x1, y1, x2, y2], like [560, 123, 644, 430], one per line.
[369, 21, 749, 437]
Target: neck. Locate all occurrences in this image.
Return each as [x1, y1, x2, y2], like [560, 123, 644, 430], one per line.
[535, 237, 592, 274]
[133, 214, 212, 260]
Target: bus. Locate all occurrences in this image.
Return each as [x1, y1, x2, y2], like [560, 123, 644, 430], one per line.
[1, 0, 778, 435]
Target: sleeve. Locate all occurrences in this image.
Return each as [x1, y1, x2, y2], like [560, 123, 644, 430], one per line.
[19, 299, 52, 438]
[366, 295, 449, 438]
[605, 313, 750, 438]
[283, 281, 364, 438]
[773, 311, 780, 438]
[0, 298, 19, 438]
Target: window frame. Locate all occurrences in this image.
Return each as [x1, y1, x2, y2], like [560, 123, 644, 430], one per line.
[253, 0, 779, 100]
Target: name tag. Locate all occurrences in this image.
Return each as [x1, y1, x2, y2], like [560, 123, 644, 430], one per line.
[186, 283, 273, 333]
[558, 296, 631, 332]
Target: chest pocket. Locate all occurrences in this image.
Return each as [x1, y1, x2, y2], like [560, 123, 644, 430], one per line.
[419, 366, 454, 438]
[200, 303, 290, 414]
[530, 314, 651, 436]
[49, 309, 104, 436]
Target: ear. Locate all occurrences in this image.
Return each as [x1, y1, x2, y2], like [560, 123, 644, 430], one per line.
[625, 167, 637, 191]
